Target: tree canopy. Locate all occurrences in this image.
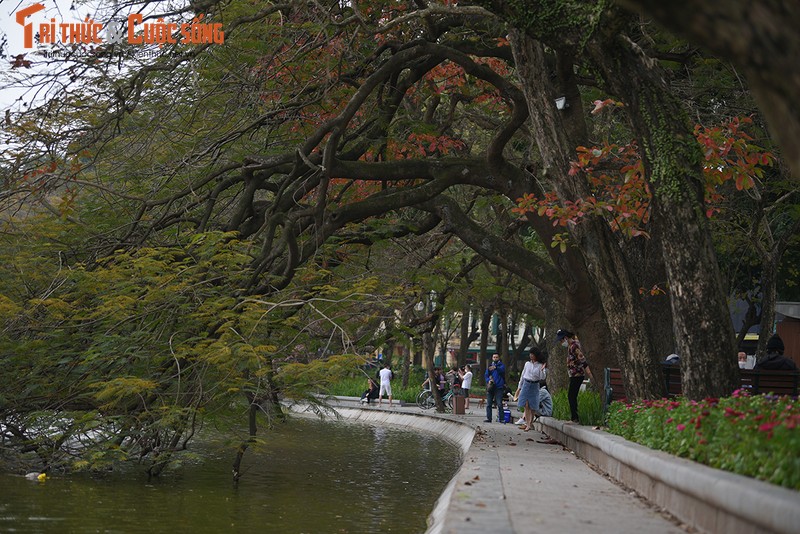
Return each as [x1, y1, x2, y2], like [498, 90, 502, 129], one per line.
[1, 0, 798, 475]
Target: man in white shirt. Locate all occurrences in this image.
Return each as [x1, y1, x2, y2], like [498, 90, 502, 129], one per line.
[460, 364, 473, 410]
[378, 364, 393, 407]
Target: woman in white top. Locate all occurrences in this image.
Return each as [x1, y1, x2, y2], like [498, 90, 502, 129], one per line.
[459, 365, 473, 409]
[515, 347, 546, 431]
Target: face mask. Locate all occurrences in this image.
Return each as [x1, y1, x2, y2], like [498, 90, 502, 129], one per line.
[561, 339, 568, 348]
[738, 361, 746, 369]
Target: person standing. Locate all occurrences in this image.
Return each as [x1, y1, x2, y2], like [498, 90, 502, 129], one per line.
[556, 329, 594, 423]
[514, 347, 547, 431]
[484, 354, 506, 423]
[378, 364, 394, 407]
[460, 364, 473, 410]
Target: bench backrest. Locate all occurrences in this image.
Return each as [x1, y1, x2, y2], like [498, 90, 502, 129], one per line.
[604, 367, 627, 405]
[739, 369, 800, 396]
[603, 366, 800, 408]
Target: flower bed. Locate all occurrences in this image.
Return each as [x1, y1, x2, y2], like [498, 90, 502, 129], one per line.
[606, 389, 800, 490]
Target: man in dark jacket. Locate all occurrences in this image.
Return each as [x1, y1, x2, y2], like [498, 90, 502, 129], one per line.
[754, 335, 798, 370]
[484, 353, 506, 423]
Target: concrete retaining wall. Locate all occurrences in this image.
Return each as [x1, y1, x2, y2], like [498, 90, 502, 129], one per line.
[537, 418, 800, 534]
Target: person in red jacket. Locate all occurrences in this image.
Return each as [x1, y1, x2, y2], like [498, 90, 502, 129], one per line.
[556, 329, 594, 423]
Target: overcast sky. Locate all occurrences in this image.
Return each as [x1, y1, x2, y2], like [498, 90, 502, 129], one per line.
[2, 0, 91, 111]
[1, 0, 190, 112]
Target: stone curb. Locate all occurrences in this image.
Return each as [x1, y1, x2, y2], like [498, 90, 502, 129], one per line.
[537, 418, 800, 534]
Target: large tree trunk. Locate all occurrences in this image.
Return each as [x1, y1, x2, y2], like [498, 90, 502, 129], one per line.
[519, 205, 619, 384]
[478, 308, 492, 385]
[588, 13, 739, 399]
[755, 254, 778, 361]
[541, 292, 568, 393]
[422, 331, 434, 370]
[232, 396, 259, 481]
[400, 343, 411, 389]
[458, 302, 472, 368]
[627, 227, 677, 359]
[497, 308, 510, 368]
[510, 31, 664, 400]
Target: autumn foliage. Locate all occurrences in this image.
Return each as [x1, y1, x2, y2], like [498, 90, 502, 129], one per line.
[514, 112, 773, 240]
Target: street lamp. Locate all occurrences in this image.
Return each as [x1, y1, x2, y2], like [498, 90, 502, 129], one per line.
[416, 290, 437, 312]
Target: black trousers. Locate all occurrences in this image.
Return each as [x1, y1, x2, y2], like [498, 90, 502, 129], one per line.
[568, 375, 584, 422]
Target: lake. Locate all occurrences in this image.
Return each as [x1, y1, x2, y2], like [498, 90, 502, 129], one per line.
[0, 416, 461, 533]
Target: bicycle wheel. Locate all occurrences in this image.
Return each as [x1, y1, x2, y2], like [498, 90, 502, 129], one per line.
[417, 390, 435, 410]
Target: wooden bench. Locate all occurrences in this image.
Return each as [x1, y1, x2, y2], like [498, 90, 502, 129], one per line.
[604, 366, 800, 409]
[604, 367, 628, 405]
[739, 368, 800, 396]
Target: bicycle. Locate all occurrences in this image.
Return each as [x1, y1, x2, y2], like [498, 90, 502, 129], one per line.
[417, 386, 458, 411]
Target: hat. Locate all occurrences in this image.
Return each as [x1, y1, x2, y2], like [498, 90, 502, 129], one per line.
[555, 329, 571, 342]
[766, 335, 784, 353]
[664, 354, 680, 364]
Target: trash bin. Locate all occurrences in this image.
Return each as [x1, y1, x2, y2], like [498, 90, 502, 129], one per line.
[454, 394, 466, 414]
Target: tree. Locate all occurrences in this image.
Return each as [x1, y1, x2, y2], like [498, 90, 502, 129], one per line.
[477, 0, 795, 398]
[2, 0, 795, 474]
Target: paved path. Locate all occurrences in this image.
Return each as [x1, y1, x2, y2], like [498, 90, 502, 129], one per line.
[434, 409, 687, 534]
[332, 398, 689, 534]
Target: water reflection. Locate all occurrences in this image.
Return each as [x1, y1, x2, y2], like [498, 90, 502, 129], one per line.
[1, 417, 460, 533]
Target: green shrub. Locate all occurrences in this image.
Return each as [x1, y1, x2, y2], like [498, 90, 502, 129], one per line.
[606, 390, 800, 490]
[325, 367, 489, 404]
[324, 369, 429, 403]
[550, 389, 604, 426]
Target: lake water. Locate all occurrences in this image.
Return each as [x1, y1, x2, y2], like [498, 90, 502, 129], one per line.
[0, 417, 461, 533]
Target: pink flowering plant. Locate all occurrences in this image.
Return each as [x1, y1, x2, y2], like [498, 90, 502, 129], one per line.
[605, 389, 800, 490]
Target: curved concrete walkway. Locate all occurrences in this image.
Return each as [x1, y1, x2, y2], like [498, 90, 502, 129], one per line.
[289, 398, 799, 534]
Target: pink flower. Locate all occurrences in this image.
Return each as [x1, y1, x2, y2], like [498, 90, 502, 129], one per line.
[676, 424, 686, 431]
[758, 422, 778, 433]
